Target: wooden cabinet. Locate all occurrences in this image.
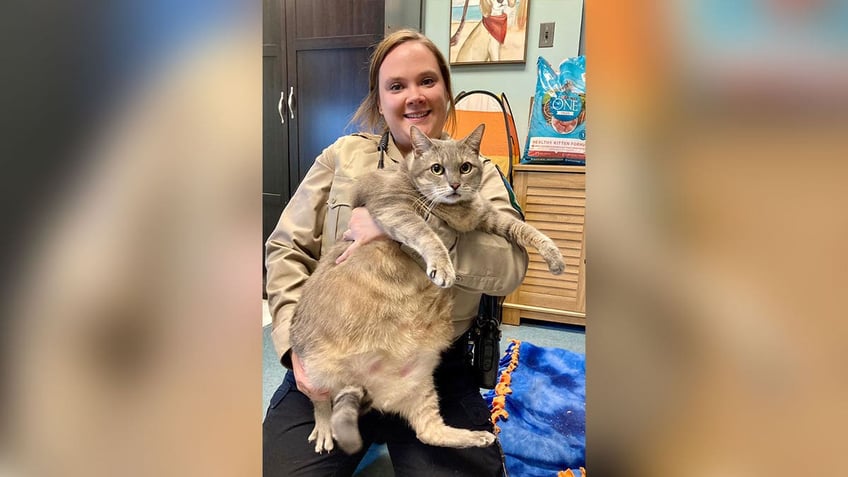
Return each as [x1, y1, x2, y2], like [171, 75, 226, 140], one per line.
[503, 164, 586, 326]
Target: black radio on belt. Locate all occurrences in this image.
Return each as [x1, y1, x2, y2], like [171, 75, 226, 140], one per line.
[469, 294, 503, 389]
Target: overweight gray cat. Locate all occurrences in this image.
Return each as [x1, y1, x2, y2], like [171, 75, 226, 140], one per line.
[289, 124, 565, 455]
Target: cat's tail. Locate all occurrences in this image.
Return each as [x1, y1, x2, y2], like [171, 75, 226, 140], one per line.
[330, 385, 372, 454]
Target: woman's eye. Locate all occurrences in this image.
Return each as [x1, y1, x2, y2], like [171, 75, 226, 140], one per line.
[422, 77, 435, 86]
[460, 162, 472, 174]
[389, 83, 402, 91]
[430, 164, 443, 175]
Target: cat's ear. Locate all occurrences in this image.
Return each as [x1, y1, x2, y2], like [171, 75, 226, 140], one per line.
[462, 124, 486, 154]
[409, 125, 433, 155]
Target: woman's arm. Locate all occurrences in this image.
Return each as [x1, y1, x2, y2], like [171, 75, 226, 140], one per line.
[264, 147, 335, 366]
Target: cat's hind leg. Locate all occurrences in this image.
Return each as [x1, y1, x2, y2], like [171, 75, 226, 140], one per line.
[308, 399, 335, 453]
[389, 384, 496, 449]
[330, 385, 371, 454]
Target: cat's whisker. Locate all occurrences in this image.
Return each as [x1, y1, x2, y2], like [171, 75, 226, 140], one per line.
[432, 186, 453, 201]
[412, 196, 428, 214]
[414, 195, 438, 219]
[415, 194, 438, 218]
[424, 197, 440, 216]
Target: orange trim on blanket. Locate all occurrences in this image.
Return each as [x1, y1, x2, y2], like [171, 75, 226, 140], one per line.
[488, 339, 521, 435]
[557, 468, 587, 477]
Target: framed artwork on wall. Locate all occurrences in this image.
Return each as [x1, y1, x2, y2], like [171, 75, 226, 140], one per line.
[449, 0, 530, 66]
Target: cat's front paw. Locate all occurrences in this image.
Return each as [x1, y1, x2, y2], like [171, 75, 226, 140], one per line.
[426, 258, 456, 288]
[540, 241, 566, 275]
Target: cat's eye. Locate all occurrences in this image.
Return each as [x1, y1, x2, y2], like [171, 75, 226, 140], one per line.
[430, 164, 444, 175]
[460, 162, 473, 174]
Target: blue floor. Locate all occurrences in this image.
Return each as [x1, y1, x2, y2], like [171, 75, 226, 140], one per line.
[262, 314, 585, 476]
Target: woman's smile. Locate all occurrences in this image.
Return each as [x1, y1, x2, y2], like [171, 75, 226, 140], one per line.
[404, 110, 431, 123]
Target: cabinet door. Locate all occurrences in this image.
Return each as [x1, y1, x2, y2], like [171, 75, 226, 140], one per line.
[263, 0, 384, 294]
[505, 170, 586, 325]
[263, 0, 289, 296]
[284, 0, 384, 189]
[263, 0, 289, 244]
[264, 0, 383, 244]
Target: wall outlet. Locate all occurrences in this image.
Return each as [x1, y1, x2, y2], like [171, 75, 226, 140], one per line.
[539, 22, 555, 48]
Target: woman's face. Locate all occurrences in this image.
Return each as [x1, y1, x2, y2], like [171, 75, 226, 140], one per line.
[377, 41, 449, 155]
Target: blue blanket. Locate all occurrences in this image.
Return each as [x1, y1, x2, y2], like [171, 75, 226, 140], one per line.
[482, 340, 586, 476]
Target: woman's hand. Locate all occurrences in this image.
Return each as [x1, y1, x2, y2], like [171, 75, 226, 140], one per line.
[335, 207, 388, 264]
[291, 351, 330, 401]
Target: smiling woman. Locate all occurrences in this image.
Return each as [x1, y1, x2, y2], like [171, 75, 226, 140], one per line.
[263, 28, 529, 476]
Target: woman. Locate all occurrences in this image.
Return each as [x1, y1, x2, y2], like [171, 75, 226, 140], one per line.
[263, 29, 528, 476]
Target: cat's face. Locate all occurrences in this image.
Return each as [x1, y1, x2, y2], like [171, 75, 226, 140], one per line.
[408, 124, 485, 205]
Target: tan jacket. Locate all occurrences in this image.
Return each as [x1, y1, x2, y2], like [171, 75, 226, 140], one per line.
[265, 132, 529, 364]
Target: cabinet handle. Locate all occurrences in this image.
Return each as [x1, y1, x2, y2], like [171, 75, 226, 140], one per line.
[277, 91, 286, 124]
[287, 86, 296, 120]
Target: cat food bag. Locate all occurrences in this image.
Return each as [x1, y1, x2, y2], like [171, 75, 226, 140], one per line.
[522, 55, 586, 164]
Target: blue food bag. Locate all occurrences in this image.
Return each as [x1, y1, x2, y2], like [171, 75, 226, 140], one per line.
[522, 56, 586, 164]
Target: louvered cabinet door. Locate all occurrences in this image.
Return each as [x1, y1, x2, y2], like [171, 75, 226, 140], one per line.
[503, 165, 586, 326]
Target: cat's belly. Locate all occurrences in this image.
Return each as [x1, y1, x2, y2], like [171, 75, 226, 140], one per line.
[315, 350, 446, 408]
[301, 241, 454, 334]
[304, 312, 454, 399]
[293, 240, 456, 395]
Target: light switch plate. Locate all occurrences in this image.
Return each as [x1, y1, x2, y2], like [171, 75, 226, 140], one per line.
[539, 22, 555, 48]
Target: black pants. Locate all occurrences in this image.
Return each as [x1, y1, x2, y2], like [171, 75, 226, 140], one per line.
[263, 338, 505, 477]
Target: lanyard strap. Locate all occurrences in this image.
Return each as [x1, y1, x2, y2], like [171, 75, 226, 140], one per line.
[377, 130, 390, 169]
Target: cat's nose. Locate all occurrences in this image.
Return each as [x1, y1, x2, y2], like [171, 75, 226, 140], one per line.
[450, 183, 460, 190]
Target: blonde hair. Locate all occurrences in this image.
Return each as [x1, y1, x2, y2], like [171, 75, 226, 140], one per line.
[351, 29, 456, 135]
